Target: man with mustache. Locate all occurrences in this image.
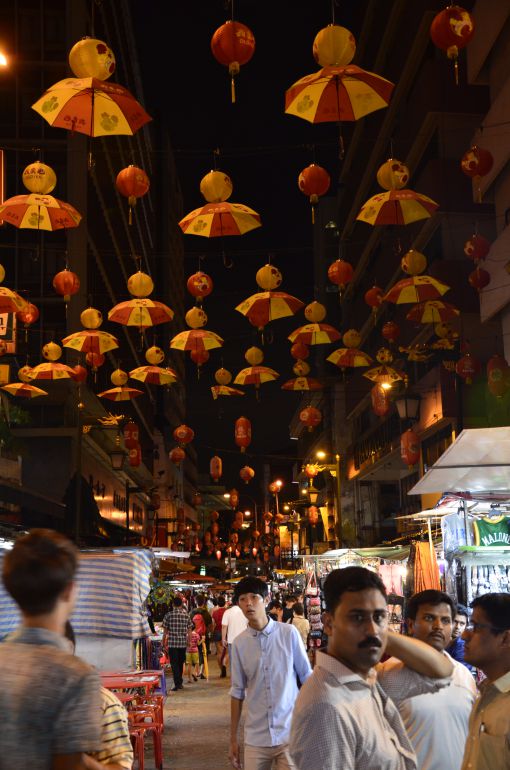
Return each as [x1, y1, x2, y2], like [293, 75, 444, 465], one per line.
[290, 568, 453, 770]
[378, 590, 476, 770]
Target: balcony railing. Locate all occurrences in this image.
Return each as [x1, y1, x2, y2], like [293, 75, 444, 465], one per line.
[352, 412, 401, 471]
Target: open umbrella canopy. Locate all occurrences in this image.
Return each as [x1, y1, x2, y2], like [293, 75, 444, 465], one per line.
[129, 365, 178, 385]
[97, 386, 143, 401]
[170, 329, 224, 352]
[406, 300, 460, 324]
[236, 291, 304, 326]
[108, 298, 174, 329]
[281, 377, 323, 391]
[363, 364, 405, 386]
[285, 64, 394, 123]
[357, 189, 439, 226]
[179, 201, 261, 237]
[327, 348, 373, 368]
[211, 385, 245, 399]
[0, 287, 29, 313]
[62, 329, 119, 355]
[383, 276, 450, 304]
[2, 382, 47, 398]
[0, 193, 82, 231]
[28, 362, 76, 380]
[288, 323, 341, 346]
[31, 77, 152, 137]
[234, 366, 279, 386]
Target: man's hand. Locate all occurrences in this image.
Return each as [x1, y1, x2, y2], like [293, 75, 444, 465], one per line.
[229, 739, 242, 769]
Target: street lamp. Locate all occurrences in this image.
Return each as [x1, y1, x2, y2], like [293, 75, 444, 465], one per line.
[109, 433, 128, 470]
[307, 485, 319, 504]
[302, 451, 343, 547]
[395, 394, 420, 422]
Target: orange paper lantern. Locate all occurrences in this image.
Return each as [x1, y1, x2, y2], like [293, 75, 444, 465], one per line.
[234, 416, 251, 453]
[401, 428, 420, 469]
[187, 271, 213, 303]
[53, 269, 80, 302]
[116, 165, 150, 225]
[211, 20, 255, 103]
[240, 465, 255, 484]
[298, 164, 330, 223]
[299, 406, 322, 431]
[169, 446, 186, 466]
[210, 455, 222, 481]
[328, 260, 354, 293]
[173, 424, 194, 445]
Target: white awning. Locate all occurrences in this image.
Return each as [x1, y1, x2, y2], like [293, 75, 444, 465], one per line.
[408, 427, 510, 495]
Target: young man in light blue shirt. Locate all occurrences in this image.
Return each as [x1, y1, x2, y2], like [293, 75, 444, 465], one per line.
[229, 576, 311, 770]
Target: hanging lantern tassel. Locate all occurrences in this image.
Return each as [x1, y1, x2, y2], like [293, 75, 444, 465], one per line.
[474, 175, 482, 204]
[128, 195, 136, 226]
[309, 194, 318, 224]
[338, 124, 345, 160]
[447, 45, 459, 86]
[229, 62, 240, 103]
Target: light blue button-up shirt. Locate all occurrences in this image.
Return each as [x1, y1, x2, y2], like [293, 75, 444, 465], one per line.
[230, 616, 312, 747]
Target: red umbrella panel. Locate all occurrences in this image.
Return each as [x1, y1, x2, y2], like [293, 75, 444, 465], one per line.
[0, 194, 82, 231]
[97, 386, 143, 401]
[383, 276, 450, 304]
[281, 377, 323, 391]
[179, 202, 261, 237]
[235, 291, 304, 327]
[108, 299, 174, 329]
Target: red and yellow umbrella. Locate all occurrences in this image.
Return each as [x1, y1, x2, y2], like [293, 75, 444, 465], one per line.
[2, 382, 47, 398]
[281, 377, 323, 391]
[327, 348, 373, 369]
[108, 298, 174, 329]
[357, 189, 439, 226]
[234, 366, 279, 387]
[97, 386, 143, 401]
[211, 385, 245, 399]
[288, 323, 341, 346]
[179, 202, 261, 237]
[406, 300, 460, 324]
[0, 194, 82, 231]
[383, 276, 450, 304]
[236, 291, 304, 327]
[0, 287, 29, 313]
[129, 366, 178, 385]
[28, 362, 76, 380]
[31, 77, 151, 137]
[285, 65, 394, 123]
[363, 364, 405, 386]
[170, 329, 224, 352]
[62, 329, 119, 355]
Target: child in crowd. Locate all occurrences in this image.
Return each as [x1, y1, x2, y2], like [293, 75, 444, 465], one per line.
[185, 618, 202, 683]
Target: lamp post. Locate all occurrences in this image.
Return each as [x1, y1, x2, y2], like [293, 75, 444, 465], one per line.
[302, 452, 343, 547]
[225, 491, 259, 532]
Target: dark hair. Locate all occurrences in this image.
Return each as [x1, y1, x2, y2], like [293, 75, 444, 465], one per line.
[406, 590, 456, 621]
[3, 529, 77, 616]
[323, 567, 387, 614]
[471, 593, 510, 631]
[196, 593, 205, 607]
[217, 596, 226, 607]
[269, 600, 282, 610]
[173, 596, 183, 608]
[455, 603, 470, 619]
[233, 576, 268, 602]
[293, 602, 304, 616]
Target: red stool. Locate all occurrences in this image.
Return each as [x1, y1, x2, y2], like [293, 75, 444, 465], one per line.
[128, 708, 163, 770]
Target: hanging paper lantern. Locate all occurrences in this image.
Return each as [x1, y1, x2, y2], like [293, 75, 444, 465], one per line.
[190, 348, 210, 367]
[200, 170, 233, 202]
[291, 342, 309, 360]
[293, 360, 310, 376]
[328, 259, 354, 293]
[22, 161, 57, 194]
[304, 301, 326, 323]
[371, 383, 391, 417]
[169, 446, 186, 466]
[456, 352, 480, 384]
[487, 354, 509, 398]
[342, 329, 361, 349]
[80, 306, 103, 329]
[464, 234, 491, 262]
[313, 24, 356, 67]
[116, 166, 150, 225]
[124, 421, 139, 449]
[210, 511, 220, 523]
[435, 322, 455, 339]
[298, 164, 330, 223]
[401, 428, 420, 469]
[401, 249, 427, 275]
[215, 367, 232, 385]
[18, 366, 33, 383]
[430, 6, 475, 83]
[382, 321, 400, 344]
[235, 416, 251, 453]
[129, 442, 142, 467]
[376, 159, 410, 190]
[187, 271, 213, 303]
[256, 264, 282, 290]
[127, 271, 154, 298]
[17, 302, 39, 329]
[229, 488, 240, 509]
[468, 267, 491, 292]
[174, 424, 194, 446]
[185, 306, 208, 329]
[68, 37, 115, 80]
[210, 455, 222, 481]
[42, 341, 62, 361]
[308, 506, 320, 525]
[376, 347, 393, 364]
[73, 365, 87, 383]
[245, 346, 263, 365]
[85, 351, 105, 371]
[460, 146, 494, 202]
[240, 465, 255, 484]
[304, 463, 319, 480]
[211, 20, 256, 103]
[0, 264, 5, 283]
[145, 346, 165, 365]
[53, 269, 80, 302]
[111, 368, 128, 386]
[299, 406, 322, 431]
[364, 285, 383, 315]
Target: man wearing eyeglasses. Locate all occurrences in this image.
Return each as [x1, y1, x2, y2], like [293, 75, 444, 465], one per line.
[289, 567, 453, 770]
[460, 592, 510, 770]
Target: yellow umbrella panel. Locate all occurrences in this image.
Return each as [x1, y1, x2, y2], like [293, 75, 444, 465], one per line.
[2, 383, 47, 398]
[108, 299, 174, 329]
[236, 291, 304, 327]
[179, 202, 261, 237]
[357, 190, 439, 226]
[234, 366, 279, 386]
[170, 329, 224, 352]
[62, 330, 119, 355]
[28, 362, 76, 380]
[288, 323, 341, 346]
[0, 287, 29, 313]
[383, 276, 450, 304]
[327, 348, 373, 368]
[406, 301, 460, 324]
[0, 194, 82, 231]
[129, 366, 178, 386]
[363, 365, 404, 386]
[97, 386, 143, 401]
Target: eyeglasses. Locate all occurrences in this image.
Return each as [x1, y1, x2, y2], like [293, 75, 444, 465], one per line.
[465, 621, 505, 634]
[347, 610, 389, 627]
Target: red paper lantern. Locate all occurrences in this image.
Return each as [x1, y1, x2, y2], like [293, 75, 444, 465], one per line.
[468, 267, 491, 292]
[234, 416, 251, 453]
[382, 321, 400, 344]
[123, 421, 139, 449]
[186, 271, 213, 303]
[290, 342, 309, 360]
[461, 145, 493, 179]
[464, 234, 491, 262]
[430, 5, 475, 83]
[298, 164, 331, 223]
[211, 20, 255, 102]
[304, 463, 319, 480]
[72, 365, 87, 383]
[299, 406, 322, 431]
[401, 428, 420, 469]
[364, 285, 384, 315]
[129, 442, 142, 467]
[240, 465, 255, 484]
[229, 488, 239, 509]
[169, 446, 186, 466]
[52, 269, 80, 302]
[487, 354, 509, 398]
[115, 165, 150, 225]
[308, 506, 320, 525]
[210, 455, 222, 482]
[210, 511, 219, 522]
[85, 351, 105, 371]
[16, 302, 39, 327]
[456, 352, 480, 384]
[371, 383, 391, 417]
[328, 260, 354, 293]
[173, 424, 194, 445]
[191, 349, 209, 366]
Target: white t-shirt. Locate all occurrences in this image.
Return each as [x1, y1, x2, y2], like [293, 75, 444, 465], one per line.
[378, 653, 476, 770]
[221, 605, 248, 643]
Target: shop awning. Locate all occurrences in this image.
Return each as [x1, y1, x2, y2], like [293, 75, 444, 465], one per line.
[408, 427, 510, 496]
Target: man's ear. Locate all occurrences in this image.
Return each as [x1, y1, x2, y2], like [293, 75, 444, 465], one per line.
[323, 611, 333, 636]
[60, 581, 75, 603]
[500, 628, 510, 650]
[406, 617, 415, 636]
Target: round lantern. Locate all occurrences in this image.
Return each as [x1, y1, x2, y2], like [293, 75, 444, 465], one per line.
[245, 346, 263, 365]
[22, 161, 56, 194]
[401, 428, 420, 469]
[0, 264, 5, 283]
[199, 170, 233, 203]
[456, 352, 480, 384]
[240, 465, 255, 484]
[129, 442, 142, 468]
[187, 271, 213, 303]
[229, 488, 240, 509]
[256, 264, 282, 291]
[382, 321, 400, 344]
[293, 360, 310, 376]
[308, 506, 320, 525]
[124, 421, 139, 449]
[313, 24, 356, 67]
[18, 365, 33, 383]
[247, 303, 271, 331]
[376, 158, 410, 190]
[210, 455, 222, 482]
[174, 424, 194, 446]
[342, 329, 361, 349]
[461, 146, 494, 202]
[127, 271, 154, 298]
[401, 249, 427, 275]
[80, 306, 103, 329]
[185, 306, 208, 329]
[42, 341, 61, 361]
[435, 322, 454, 339]
[111, 368, 128, 386]
[304, 463, 319, 480]
[73, 365, 87, 383]
[17, 303, 39, 340]
[86, 351, 105, 371]
[371, 383, 391, 417]
[487, 354, 509, 398]
[304, 301, 326, 323]
[376, 347, 393, 364]
[464, 234, 491, 262]
[291, 342, 309, 360]
[235, 416, 251, 453]
[210, 511, 219, 523]
[116, 166, 150, 225]
[364, 285, 383, 315]
[53, 269, 80, 302]
[298, 164, 331, 223]
[299, 406, 322, 431]
[430, 5, 475, 82]
[211, 20, 255, 102]
[468, 267, 491, 292]
[328, 259, 354, 293]
[169, 446, 186, 466]
[215, 367, 232, 385]
[68, 37, 115, 80]
[191, 349, 209, 367]
[146, 346, 165, 365]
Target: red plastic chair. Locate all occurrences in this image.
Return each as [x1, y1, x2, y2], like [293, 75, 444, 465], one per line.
[128, 707, 163, 769]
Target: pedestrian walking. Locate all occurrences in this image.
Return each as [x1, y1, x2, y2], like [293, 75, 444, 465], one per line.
[162, 595, 191, 691]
